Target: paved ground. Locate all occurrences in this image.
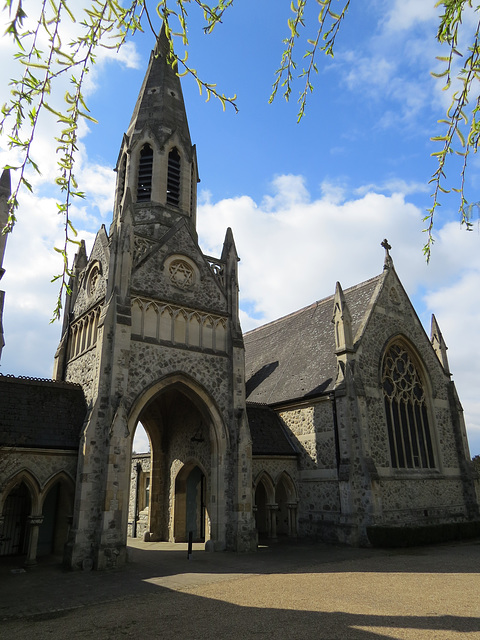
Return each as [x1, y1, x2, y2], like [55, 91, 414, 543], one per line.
[1, 538, 480, 639]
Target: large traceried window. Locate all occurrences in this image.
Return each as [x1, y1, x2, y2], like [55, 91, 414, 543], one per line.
[137, 144, 153, 201]
[382, 342, 435, 470]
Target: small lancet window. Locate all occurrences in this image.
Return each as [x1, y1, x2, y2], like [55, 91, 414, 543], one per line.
[137, 144, 153, 202]
[382, 342, 435, 470]
[167, 147, 181, 206]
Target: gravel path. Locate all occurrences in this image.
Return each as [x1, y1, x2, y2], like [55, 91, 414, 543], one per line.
[1, 539, 480, 639]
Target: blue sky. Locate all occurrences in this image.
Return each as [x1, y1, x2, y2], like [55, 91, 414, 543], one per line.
[1, 1, 480, 456]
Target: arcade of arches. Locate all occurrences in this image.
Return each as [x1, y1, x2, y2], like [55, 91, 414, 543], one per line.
[0, 473, 74, 563]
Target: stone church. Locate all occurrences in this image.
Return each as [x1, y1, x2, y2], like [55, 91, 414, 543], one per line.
[0, 30, 478, 569]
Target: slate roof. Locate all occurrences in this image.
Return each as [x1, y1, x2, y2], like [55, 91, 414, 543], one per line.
[247, 404, 297, 456]
[0, 375, 87, 450]
[244, 274, 383, 406]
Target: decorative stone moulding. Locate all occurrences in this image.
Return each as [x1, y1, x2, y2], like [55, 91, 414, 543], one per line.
[163, 254, 199, 290]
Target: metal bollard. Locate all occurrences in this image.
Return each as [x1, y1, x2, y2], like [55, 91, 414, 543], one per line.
[187, 531, 193, 560]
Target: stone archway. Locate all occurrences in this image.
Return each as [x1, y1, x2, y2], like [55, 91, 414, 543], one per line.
[38, 474, 75, 557]
[0, 481, 32, 556]
[253, 472, 275, 541]
[127, 375, 228, 548]
[275, 472, 298, 538]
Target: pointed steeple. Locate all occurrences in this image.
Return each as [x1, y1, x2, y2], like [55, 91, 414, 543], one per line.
[431, 314, 451, 376]
[126, 27, 192, 148]
[332, 281, 353, 354]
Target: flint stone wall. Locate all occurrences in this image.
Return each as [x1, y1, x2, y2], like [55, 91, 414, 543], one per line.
[0, 449, 77, 494]
[132, 224, 227, 314]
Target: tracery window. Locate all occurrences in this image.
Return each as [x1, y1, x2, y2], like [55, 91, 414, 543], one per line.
[137, 144, 153, 201]
[166, 147, 181, 206]
[382, 342, 435, 469]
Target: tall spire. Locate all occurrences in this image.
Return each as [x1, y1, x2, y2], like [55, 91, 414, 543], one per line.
[126, 27, 192, 150]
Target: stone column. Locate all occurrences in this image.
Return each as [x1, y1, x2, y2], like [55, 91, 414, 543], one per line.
[267, 504, 278, 541]
[287, 503, 298, 537]
[25, 515, 44, 565]
[0, 514, 5, 553]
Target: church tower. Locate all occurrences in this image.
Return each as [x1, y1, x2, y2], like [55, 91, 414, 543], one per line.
[54, 30, 256, 569]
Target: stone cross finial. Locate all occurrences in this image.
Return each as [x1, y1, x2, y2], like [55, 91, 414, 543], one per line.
[381, 238, 393, 270]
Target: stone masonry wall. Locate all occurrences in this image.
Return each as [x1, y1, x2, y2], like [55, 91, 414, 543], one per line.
[132, 224, 227, 314]
[0, 449, 78, 496]
[278, 400, 341, 538]
[356, 269, 472, 524]
[65, 346, 98, 405]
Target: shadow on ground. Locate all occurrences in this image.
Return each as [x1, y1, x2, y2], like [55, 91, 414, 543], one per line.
[1, 538, 480, 639]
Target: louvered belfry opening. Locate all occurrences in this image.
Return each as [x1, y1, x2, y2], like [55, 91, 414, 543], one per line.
[137, 144, 153, 201]
[167, 147, 181, 206]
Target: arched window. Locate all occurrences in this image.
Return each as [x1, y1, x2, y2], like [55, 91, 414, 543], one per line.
[382, 342, 435, 469]
[166, 147, 181, 206]
[137, 144, 153, 201]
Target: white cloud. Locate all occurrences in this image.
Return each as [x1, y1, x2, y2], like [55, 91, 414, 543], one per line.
[1, 188, 99, 377]
[199, 179, 427, 324]
[381, 0, 438, 33]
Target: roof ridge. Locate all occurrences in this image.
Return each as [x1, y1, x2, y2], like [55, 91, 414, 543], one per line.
[244, 272, 383, 338]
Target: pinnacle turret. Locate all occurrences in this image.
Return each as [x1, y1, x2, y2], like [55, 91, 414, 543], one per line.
[431, 314, 451, 376]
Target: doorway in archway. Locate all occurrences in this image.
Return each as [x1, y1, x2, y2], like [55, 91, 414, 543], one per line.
[254, 482, 268, 539]
[174, 463, 206, 542]
[1, 482, 31, 556]
[38, 479, 74, 557]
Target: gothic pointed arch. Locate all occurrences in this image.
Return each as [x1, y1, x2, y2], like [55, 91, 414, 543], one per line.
[253, 471, 275, 539]
[173, 459, 208, 542]
[0, 480, 33, 556]
[275, 471, 298, 537]
[38, 472, 75, 557]
[41, 470, 75, 502]
[127, 373, 230, 548]
[0, 469, 40, 513]
[254, 470, 275, 502]
[381, 337, 436, 470]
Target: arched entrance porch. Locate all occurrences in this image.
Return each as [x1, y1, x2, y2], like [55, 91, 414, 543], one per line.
[127, 375, 229, 549]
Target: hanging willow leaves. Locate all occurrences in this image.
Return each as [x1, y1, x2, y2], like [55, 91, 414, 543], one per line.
[1, 0, 480, 321]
